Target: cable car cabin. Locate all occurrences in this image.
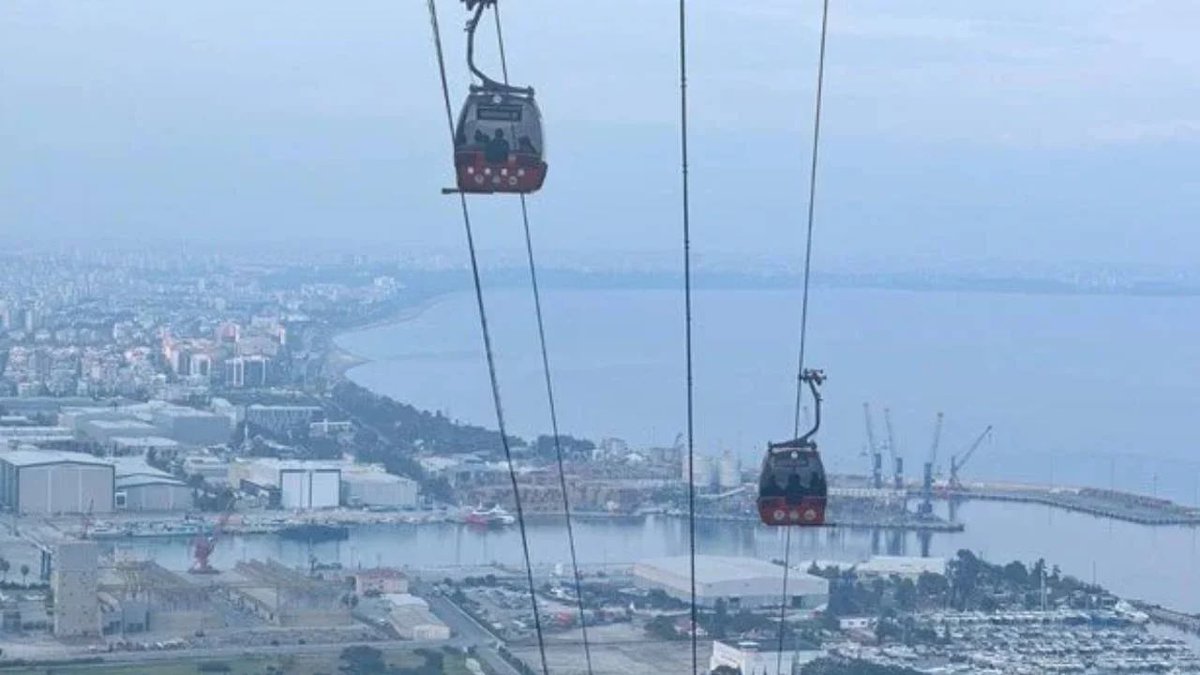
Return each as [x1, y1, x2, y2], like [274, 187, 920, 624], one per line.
[453, 87, 547, 194]
[758, 444, 828, 526]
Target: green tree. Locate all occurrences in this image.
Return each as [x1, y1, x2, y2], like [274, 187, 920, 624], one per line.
[0, 557, 11, 582]
[711, 598, 729, 638]
[916, 572, 948, 605]
[1002, 561, 1029, 588]
[19, 564, 29, 585]
[895, 578, 917, 612]
[339, 645, 386, 675]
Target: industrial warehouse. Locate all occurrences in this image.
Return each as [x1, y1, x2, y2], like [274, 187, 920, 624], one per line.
[0, 449, 115, 514]
[0, 449, 194, 514]
[633, 555, 830, 609]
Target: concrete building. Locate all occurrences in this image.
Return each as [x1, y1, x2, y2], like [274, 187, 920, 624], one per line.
[245, 404, 322, 436]
[634, 555, 829, 609]
[342, 468, 418, 509]
[709, 639, 824, 675]
[0, 448, 115, 514]
[181, 454, 230, 485]
[388, 602, 450, 640]
[230, 459, 340, 509]
[354, 568, 409, 596]
[111, 458, 192, 512]
[103, 561, 217, 633]
[150, 406, 230, 445]
[58, 406, 130, 432]
[108, 436, 182, 457]
[0, 426, 74, 447]
[53, 541, 100, 638]
[856, 555, 948, 580]
[226, 560, 349, 627]
[225, 356, 269, 388]
[79, 418, 159, 444]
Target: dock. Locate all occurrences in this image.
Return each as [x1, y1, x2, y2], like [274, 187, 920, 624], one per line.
[934, 484, 1200, 526]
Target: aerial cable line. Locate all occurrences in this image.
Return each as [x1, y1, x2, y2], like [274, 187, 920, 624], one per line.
[425, 2, 550, 674]
[677, 0, 699, 673]
[778, 0, 833, 668]
[490, 5, 596, 675]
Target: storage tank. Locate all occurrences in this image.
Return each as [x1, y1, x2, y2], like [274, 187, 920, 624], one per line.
[718, 451, 742, 489]
[681, 452, 718, 488]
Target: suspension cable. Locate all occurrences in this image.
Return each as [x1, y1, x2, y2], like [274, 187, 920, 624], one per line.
[792, 0, 832, 440]
[775, 528, 793, 674]
[677, 0, 698, 673]
[425, 3, 549, 674]
[779, 0, 833, 666]
[491, 6, 595, 675]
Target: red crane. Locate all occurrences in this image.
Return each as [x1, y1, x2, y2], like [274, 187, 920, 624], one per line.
[189, 509, 234, 574]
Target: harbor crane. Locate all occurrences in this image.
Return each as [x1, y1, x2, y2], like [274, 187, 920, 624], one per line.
[949, 425, 993, 491]
[863, 403, 883, 489]
[884, 407, 903, 491]
[919, 412, 944, 518]
[190, 504, 235, 574]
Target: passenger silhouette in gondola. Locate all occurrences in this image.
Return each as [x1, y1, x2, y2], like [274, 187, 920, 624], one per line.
[762, 472, 784, 498]
[482, 129, 510, 164]
[785, 472, 805, 503]
[518, 135, 538, 155]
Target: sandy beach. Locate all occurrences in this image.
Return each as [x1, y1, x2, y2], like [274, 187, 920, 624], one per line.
[326, 292, 457, 381]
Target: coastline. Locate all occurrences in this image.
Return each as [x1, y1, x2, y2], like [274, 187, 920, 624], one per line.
[326, 292, 459, 383]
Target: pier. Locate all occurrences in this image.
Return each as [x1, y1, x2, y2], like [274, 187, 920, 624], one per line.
[931, 483, 1200, 526]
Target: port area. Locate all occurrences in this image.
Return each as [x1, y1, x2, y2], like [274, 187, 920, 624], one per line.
[927, 483, 1200, 526]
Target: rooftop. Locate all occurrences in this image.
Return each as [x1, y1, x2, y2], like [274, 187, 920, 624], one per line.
[87, 419, 156, 430]
[637, 555, 815, 585]
[109, 436, 182, 448]
[109, 456, 174, 479]
[343, 469, 414, 484]
[153, 406, 223, 419]
[116, 474, 187, 489]
[0, 448, 113, 468]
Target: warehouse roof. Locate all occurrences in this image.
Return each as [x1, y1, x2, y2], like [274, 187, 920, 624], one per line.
[637, 555, 794, 585]
[116, 474, 187, 490]
[86, 419, 156, 430]
[0, 448, 113, 469]
[153, 406, 224, 419]
[109, 457, 174, 480]
[109, 436, 182, 449]
[342, 469, 413, 484]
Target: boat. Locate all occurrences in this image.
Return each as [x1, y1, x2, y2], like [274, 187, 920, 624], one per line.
[464, 505, 516, 527]
[278, 522, 349, 543]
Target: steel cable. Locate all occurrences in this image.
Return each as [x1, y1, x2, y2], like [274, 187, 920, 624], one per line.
[425, 2, 550, 673]
[779, 0, 833, 668]
[677, 0, 699, 673]
[491, 6, 596, 675]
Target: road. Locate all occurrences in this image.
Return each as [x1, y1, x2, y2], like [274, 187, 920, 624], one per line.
[74, 637, 448, 667]
[425, 589, 523, 675]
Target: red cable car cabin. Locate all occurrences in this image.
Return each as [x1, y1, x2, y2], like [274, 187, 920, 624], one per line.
[453, 86, 547, 194]
[757, 443, 828, 526]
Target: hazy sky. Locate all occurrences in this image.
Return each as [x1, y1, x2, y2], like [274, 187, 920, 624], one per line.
[3, 1, 1198, 265]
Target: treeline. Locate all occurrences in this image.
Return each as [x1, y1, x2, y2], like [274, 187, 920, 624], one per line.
[333, 381, 520, 456]
[331, 381, 598, 503]
[811, 549, 1108, 619]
